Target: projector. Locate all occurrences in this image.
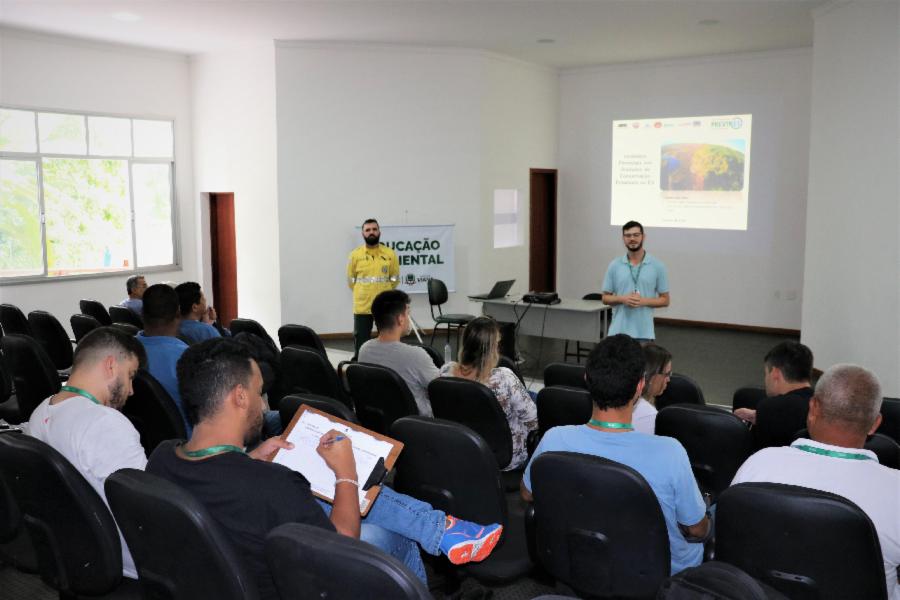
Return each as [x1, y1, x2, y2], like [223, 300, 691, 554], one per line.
[522, 292, 560, 305]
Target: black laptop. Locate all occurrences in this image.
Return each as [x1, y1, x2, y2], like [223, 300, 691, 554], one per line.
[468, 280, 515, 301]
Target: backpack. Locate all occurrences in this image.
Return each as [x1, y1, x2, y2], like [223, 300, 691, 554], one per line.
[657, 561, 790, 600]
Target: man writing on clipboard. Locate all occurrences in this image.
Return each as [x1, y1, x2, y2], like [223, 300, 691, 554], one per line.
[601, 221, 670, 343]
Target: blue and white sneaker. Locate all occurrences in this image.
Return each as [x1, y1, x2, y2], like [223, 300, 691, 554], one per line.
[439, 516, 503, 564]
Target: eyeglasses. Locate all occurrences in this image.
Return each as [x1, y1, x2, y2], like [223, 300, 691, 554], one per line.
[623, 233, 643, 239]
[658, 370, 673, 379]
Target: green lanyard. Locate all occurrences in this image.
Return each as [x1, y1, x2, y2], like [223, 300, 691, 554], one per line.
[627, 253, 646, 292]
[60, 385, 101, 406]
[588, 419, 633, 431]
[182, 445, 245, 458]
[794, 445, 873, 461]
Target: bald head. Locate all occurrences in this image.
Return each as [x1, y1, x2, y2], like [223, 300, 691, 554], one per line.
[814, 364, 882, 436]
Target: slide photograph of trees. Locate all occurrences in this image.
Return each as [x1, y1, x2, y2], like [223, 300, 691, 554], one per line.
[659, 141, 745, 191]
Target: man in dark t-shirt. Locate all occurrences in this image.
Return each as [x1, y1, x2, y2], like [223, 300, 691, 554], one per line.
[733, 341, 814, 449]
[147, 338, 503, 599]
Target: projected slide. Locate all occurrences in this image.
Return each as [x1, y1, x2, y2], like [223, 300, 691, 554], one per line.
[611, 114, 752, 230]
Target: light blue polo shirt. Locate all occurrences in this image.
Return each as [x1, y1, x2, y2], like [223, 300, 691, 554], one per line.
[136, 332, 191, 435]
[601, 252, 668, 340]
[178, 319, 222, 344]
[523, 425, 706, 574]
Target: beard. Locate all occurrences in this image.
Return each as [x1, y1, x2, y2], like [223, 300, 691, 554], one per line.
[364, 234, 380, 246]
[243, 407, 265, 448]
[107, 379, 127, 410]
[626, 240, 643, 253]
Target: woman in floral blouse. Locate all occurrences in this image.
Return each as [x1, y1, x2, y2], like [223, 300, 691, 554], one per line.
[439, 316, 538, 470]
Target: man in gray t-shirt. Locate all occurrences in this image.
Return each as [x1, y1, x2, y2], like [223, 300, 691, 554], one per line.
[358, 290, 439, 417]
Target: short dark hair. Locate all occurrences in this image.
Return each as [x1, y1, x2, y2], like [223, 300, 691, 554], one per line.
[585, 334, 644, 410]
[126, 274, 145, 294]
[177, 338, 255, 426]
[73, 326, 146, 371]
[362, 218, 379, 228]
[622, 221, 643, 234]
[371, 289, 409, 331]
[142, 284, 180, 328]
[174, 282, 202, 317]
[764, 341, 813, 383]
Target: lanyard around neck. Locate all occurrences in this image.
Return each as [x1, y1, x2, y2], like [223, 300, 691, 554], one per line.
[588, 419, 633, 431]
[60, 385, 101, 406]
[181, 444, 245, 459]
[628, 252, 646, 291]
[794, 445, 872, 461]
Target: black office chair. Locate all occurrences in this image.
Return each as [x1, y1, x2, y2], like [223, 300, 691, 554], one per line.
[563, 293, 604, 363]
[266, 523, 431, 600]
[0, 469, 38, 573]
[0, 352, 13, 406]
[109, 305, 144, 329]
[27, 310, 74, 372]
[410, 342, 444, 369]
[390, 417, 532, 585]
[427, 278, 475, 347]
[0, 433, 140, 599]
[497, 355, 524, 384]
[877, 397, 900, 444]
[0, 303, 32, 337]
[71, 313, 103, 343]
[121, 370, 188, 456]
[280, 346, 350, 407]
[793, 428, 900, 470]
[0, 334, 60, 424]
[716, 482, 887, 600]
[278, 393, 359, 427]
[732, 386, 766, 412]
[428, 377, 514, 470]
[656, 404, 754, 502]
[277, 323, 328, 356]
[655, 373, 705, 411]
[543, 362, 587, 389]
[536, 385, 593, 438]
[528, 451, 670, 599]
[230, 317, 277, 348]
[345, 362, 419, 435]
[79, 299, 113, 326]
[105, 469, 260, 600]
[111, 322, 140, 336]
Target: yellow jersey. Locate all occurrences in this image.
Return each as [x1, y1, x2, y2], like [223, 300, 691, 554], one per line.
[346, 244, 400, 314]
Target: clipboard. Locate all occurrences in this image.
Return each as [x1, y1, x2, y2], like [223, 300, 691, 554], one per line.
[268, 405, 403, 516]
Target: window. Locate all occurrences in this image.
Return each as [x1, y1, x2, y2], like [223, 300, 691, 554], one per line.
[0, 107, 177, 281]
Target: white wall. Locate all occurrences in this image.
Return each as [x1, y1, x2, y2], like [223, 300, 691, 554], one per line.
[191, 44, 281, 338]
[275, 43, 557, 334]
[557, 49, 812, 329]
[0, 28, 196, 333]
[801, 1, 900, 396]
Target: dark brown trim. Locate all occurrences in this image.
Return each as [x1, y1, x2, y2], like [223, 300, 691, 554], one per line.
[655, 317, 800, 337]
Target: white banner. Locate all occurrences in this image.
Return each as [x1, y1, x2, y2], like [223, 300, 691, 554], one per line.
[351, 224, 455, 294]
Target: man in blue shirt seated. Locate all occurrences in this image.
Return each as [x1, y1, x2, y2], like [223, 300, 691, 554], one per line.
[175, 281, 229, 344]
[119, 274, 147, 317]
[136, 284, 192, 434]
[521, 333, 710, 574]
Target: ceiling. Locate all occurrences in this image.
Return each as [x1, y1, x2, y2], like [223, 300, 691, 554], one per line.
[0, 0, 825, 68]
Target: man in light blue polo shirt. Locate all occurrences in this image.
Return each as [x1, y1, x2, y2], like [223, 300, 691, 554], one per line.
[601, 220, 669, 341]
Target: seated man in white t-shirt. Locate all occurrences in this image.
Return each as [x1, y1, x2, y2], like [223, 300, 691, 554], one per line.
[731, 364, 900, 600]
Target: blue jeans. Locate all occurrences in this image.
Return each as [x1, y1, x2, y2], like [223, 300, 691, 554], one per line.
[317, 486, 446, 582]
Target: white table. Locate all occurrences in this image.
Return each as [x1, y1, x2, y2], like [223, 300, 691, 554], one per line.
[477, 297, 611, 344]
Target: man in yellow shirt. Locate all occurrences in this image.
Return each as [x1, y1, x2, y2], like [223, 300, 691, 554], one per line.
[347, 219, 400, 356]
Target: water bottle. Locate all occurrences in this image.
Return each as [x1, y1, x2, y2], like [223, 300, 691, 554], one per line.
[444, 342, 452, 364]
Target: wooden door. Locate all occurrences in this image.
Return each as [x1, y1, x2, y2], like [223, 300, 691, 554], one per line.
[209, 193, 238, 327]
[529, 169, 557, 292]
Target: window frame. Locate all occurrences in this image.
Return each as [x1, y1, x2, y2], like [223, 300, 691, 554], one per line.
[0, 104, 180, 286]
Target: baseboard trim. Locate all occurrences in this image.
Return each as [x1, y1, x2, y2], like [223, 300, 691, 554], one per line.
[655, 318, 800, 337]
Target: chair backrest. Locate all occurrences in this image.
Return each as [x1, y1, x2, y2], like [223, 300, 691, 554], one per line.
[582, 293, 604, 301]
[497, 355, 524, 384]
[105, 468, 260, 600]
[345, 362, 419, 435]
[792, 428, 900, 471]
[0, 334, 61, 423]
[732, 386, 766, 412]
[655, 404, 754, 501]
[877, 397, 900, 444]
[410, 342, 443, 368]
[265, 522, 430, 600]
[655, 373, 705, 411]
[0, 352, 13, 405]
[427, 277, 449, 307]
[536, 385, 593, 437]
[543, 362, 587, 389]
[110, 322, 140, 336]
[0, 432, 123, 596]
[530, 451, 670, 599]
[279, 393, 359, 427]
[428, 377, 513, 469]
[27, 310, 73, 371]
[230, 318, 277, 348]
[108, 305, 144, 328]
[391, 416, 507, 528]
[121, 370, 187, 456]
[0, 304, 32, 337]
[716, 482, 887, 600]
[79, 299, 113, 326]
[70, 313, 102, 343]
[280, 346, 349, 406]
[277, 323, 328, 356]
